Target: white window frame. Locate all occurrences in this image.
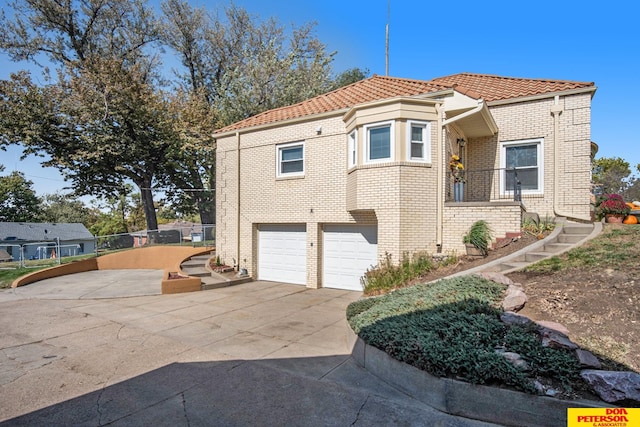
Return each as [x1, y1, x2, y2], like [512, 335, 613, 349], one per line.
[500, 138, 544, 195]
[364, 120, 395, 164]
[276, 141, 305, 178]
[406, 120, 431, 162]
[348, 130, 357, 169]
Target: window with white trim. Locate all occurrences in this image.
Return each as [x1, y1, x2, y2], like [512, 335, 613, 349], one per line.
[277, 141, 305, 177]
[500, 138, 543, 194]
[407, 121, 430, 162]
[365, 121, 394, 163]
[348, 130, 357, 168]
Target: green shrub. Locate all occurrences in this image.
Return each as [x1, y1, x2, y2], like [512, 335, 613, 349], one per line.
[522, 215, 556, 236]
[462, 220, 493, 255]
[360, 251, 435, 294]
[348, 275, 585, 394]
[346, 297, 380, 320]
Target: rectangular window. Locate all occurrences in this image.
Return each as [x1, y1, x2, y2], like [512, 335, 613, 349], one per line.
[407, 121, 431, 161]
[277, 142, 305, 177]
[365, 121, 394, 163]
[501, 139, 543, 194]
[348, 130, 357, 168]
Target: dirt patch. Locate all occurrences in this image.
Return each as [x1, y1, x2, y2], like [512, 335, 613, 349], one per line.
[509, 264, 640, 373]
[421, 225, 639, 373]
[416, 233, 544, 284]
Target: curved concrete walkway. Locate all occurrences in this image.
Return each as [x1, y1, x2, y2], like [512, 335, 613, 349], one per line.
[0, 280, 497, 426]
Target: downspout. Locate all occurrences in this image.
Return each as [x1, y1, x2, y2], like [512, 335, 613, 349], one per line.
[551, 96, 583, 220]
[236, 131, 241, 270]
[435, 103, 444, 251]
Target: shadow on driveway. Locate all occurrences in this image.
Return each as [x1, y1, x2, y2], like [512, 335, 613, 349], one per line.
[0, 357, 492, 427]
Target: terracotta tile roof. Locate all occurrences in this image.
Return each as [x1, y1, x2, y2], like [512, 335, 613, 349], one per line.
[430, 72, 595, 103]
[215, 75, 448, 133]
[215, 73, 595, 134]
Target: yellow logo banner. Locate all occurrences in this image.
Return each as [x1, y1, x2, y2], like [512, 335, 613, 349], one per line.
[568, 408, 640, 427]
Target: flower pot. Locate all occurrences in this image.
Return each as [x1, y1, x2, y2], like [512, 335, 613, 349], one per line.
[454, 182, 464, 202]
[605, 214, 624, 223]
[465, 243, 485, 257]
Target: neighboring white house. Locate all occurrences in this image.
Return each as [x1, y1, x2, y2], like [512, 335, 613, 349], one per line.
[0, 222, 95, 261]
[213, 73, 596, 290]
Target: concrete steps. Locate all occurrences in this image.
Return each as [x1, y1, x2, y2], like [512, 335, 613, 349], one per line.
[451, 219, 602, 277]
[178, 251, 253, 291]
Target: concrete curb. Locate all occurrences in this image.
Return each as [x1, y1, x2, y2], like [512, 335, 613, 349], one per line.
[346, 328, 609, 427]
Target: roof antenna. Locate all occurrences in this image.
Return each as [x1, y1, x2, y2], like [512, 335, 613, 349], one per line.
[385, 0, 390, 76]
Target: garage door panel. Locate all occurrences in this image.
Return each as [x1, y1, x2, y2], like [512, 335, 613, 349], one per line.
[323, 225, 377, 291]
[259, 225, 306, 285]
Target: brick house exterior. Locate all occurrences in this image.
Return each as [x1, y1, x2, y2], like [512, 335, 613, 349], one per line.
[214, 73, 596, 290]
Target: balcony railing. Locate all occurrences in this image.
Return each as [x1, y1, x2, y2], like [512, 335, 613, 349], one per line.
[446, 168, 523, 203]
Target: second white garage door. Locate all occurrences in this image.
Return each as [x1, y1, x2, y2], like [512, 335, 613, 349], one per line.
[323, 224, 378, 291]
[258, 224, 307, 285]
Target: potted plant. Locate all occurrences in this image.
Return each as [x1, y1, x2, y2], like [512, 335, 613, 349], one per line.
[595, 194, 630, 223]
[463, 220, 493, 257]
[449, 154, 465, 202]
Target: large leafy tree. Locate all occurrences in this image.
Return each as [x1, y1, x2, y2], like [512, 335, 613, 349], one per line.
[40, 193, 98, 226]
[592, 157, 633, 195]
[0, 165, 42, 222]
[160, 1, 344, 224]
[1, 0, 369, 229]
[0, 0, 170, 231]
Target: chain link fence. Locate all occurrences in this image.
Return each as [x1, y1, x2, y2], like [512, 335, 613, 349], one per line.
[95, 225, 215, 253]
[0, 224, 215, 269]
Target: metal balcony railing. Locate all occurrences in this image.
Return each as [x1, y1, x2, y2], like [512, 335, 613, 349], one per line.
[446, 168, 523, 203]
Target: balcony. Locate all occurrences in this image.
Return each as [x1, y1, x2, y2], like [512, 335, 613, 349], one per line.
[446, 168, 524, 203]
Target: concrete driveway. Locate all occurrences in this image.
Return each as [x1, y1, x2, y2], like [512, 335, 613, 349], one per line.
[0, 276, 497, 426]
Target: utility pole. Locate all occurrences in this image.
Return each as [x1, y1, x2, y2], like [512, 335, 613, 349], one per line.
[385, 0, 390, 76]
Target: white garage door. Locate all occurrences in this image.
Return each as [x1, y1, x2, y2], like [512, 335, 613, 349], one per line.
[323, 224, 378, 291]
[258, 224, 307, 285]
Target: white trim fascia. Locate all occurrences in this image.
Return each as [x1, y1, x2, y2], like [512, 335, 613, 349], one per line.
[343, 96, 440, 122]
[213, 109, 349, 139]
[487, 87, 597, 107]
[409, 89, 456, 100]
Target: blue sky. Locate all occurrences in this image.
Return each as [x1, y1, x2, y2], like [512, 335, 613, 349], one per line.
[1, 0, 639, 196]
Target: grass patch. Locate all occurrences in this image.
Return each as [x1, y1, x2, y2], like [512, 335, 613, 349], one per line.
[0, 254, 96, 289]
[0, 268, 42, 289]
[525, 225, 640, 273]
[348, 275, 583, 394]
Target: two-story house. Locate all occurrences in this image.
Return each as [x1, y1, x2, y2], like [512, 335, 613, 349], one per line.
[214, 73, 596, 291]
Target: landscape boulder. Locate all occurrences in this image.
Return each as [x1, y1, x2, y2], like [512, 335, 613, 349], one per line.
[500, 311, 532, 327]
[575, 349, 602, 369]
[539, 327, 578, 350]
[475, 272, 514, 287]
[580, 370, 640, 403]
[502, 284, 528, 312]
